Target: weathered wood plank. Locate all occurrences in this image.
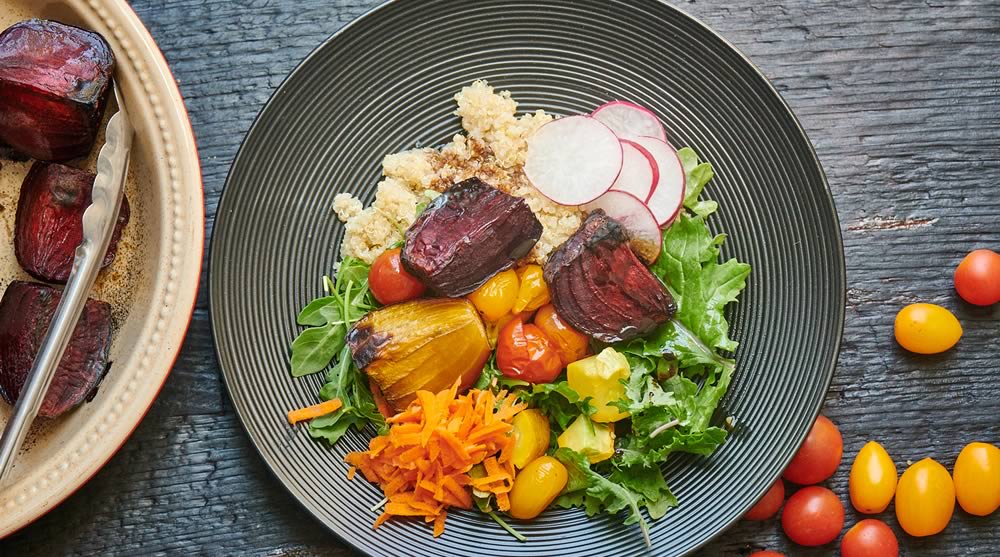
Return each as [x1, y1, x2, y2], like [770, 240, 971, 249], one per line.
[1, 0, 997, 555]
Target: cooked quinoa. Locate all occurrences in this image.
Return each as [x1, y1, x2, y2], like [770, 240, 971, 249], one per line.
[333, 80, 582, 265]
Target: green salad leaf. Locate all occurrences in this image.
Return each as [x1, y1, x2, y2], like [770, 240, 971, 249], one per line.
[289, 256, 385, 444]
[516, 380, 595, 433]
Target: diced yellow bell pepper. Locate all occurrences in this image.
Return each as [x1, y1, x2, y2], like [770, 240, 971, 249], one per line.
[566, 347, 631, 423]
[557, 415, 615, 464]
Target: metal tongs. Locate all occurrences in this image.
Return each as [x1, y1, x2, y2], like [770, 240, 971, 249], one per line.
[0, 83, 133, 484]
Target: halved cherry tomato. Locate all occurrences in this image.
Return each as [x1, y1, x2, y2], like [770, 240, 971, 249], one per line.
[744, 478, 785, 520]
[894, 303, 962, 354]
[953, 442, 1000, 516]
[784, 415, 843, 485]
[781, 486, 844, 546]
[496, 317, 562, 383]
[512, 264, 550, 313]
[841, 519, 899, 557]
[849, 441, 898, 514]
[468, 269, 519, 322]
[895, 457, 955, 537]
[368, 247, 425, 305]
[954, 249, 1000, 306]
[534, 304, 590, 365]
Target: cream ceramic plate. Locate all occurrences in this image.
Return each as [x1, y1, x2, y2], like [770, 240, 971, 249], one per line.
[0, 0, 202, 537]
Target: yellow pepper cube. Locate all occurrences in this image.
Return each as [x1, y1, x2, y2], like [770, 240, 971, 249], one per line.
[567, 347, 630, 423]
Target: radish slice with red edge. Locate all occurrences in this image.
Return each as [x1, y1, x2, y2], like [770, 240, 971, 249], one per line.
[583, 190, 662, 263]
[632, 136, 685, 227]
[610, 139, 658, 203]
[524, 116, 622, 206]
[592, 101, 667, 142]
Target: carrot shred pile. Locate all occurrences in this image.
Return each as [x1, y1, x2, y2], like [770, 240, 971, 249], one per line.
[345, 380, 526, 537]
[286, 398, 343, 425]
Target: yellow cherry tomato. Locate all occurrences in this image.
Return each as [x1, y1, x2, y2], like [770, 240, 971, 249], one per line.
[894, 303, 962, 354]
[895, 457, 955, 536]
[508, 456, 569, 520]
[953, 442, 1000, 516]
[510, 409, 551, 470]
[849, 441, 898, 514]
[468, 269, 519, 322]
[512, 265, 550, 313]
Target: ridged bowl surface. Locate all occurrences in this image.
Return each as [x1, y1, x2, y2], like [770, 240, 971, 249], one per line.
[211, 1, 844, 555]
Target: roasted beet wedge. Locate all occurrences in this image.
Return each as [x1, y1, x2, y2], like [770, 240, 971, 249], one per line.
[544, 210, 675, 342]
[0, 19, 114, 161]
[15, 161, 129, 283]
[0, 281, 112, 418]
[402, 177, 542, 297]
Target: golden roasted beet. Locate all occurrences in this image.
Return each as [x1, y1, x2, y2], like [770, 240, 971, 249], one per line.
[0, 19, 115, 161]
[544, 210, 675, 342]
[15, 161, 130, 283]
[401, 178, 542, 297]
[0, 281, 112, 418]
[346, 298, 490, 411]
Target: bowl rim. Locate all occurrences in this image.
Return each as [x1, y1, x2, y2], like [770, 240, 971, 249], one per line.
[211, 0, 845, 554]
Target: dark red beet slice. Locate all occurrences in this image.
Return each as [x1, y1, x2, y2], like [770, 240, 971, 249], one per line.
[544, 210, 675, 342]
[0, 281, 112, 418]
[15, 161, 130, 284]
[0, 19, 115, 161]
[402, 177, 542, 297]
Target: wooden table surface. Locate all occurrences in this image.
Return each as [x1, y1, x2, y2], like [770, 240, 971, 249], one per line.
[3, 0, 998, 555]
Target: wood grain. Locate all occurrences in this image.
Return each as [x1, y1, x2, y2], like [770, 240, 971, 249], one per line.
[2, 0, 998, 555]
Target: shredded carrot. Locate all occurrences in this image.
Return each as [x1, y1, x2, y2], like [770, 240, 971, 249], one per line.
[345, 379, 525, 538]
[286, 398, 342, 425]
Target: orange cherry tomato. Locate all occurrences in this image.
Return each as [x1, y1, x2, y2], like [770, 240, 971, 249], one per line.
[954, 249, 1000, 306]
[533, 304, 590, 365]
[895, 457, 955, 537]
[849, 441, 898, 514]
[368, 248, 425, 305]
[496, 317, 562, 383]
[784, 415, 843, 485]
[468, 269, 519, 322]
[744, 478, 785, 520]
[894, 303, 962, 354]
[781, 486, 844, 546]
[953, 442, 1000, 516]
[749, 552, 785, 557]
[841, 519, 899, 557]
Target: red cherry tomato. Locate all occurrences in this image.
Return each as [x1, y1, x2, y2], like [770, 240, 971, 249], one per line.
[841, 519, 899, 557]
[368, 248, 426, 305]
[745, 478, 785, 520]
[784, 415, 843, 485]
[496, 317, 562, 383]
[781, 486, 845, 546]
[749, 552, 785, 557]
[954, 248, 1000, 306]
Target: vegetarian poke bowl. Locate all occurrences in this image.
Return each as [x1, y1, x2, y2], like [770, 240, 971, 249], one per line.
[211, 0, 843, 554]
[283, 81, 750, 545]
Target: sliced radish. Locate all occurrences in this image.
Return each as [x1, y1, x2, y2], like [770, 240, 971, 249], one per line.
[610, 139, 658, 202]
[583, 190, 662, 263]
[632, 136, 685, 227]
[524, 116, 622, 206]
[592, 101, 667, 142]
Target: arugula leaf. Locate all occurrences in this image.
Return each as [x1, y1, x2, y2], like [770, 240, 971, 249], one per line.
[554, 449, 651, 548]
[517, 380, 595, 432]
[290, 323, 346, 377]
[289, 257, 385, 443]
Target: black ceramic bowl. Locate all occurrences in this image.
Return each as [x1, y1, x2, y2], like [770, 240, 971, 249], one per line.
[211, 1, 845, 555]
